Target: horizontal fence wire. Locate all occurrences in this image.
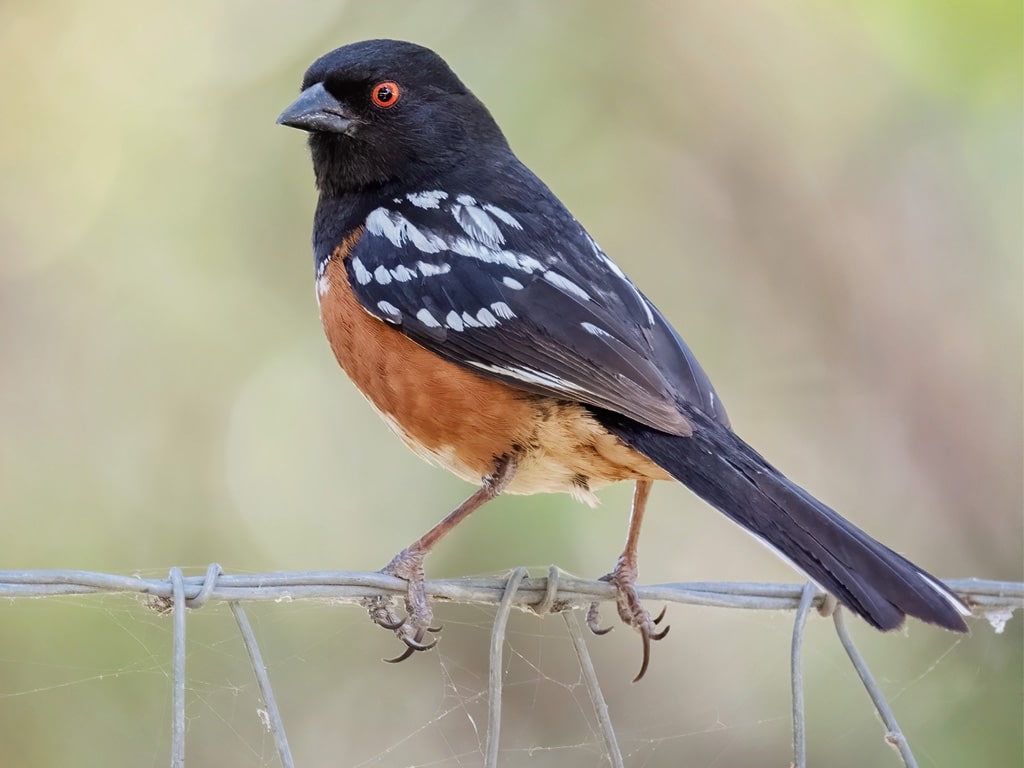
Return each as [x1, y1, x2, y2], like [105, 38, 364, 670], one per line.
[1, 567, 1020, 768]
[4, 569, 1019, 609]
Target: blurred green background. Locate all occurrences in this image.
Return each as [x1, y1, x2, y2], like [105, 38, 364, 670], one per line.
[0, 1, 1020, 766]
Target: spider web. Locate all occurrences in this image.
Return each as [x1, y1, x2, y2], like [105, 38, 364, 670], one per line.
[0, 579, 1015, 767]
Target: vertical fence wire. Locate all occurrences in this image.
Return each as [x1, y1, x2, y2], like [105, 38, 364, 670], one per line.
[563, 609, 625, 768]
[484, 567, 528, 768]
[832, 607, 919, 768]
[231, 601, 296, 768]
[789, 582, 820, 768]
[169, 567, 187, 768]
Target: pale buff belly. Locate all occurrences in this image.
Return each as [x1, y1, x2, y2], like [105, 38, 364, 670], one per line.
[363, 389, 671, 505]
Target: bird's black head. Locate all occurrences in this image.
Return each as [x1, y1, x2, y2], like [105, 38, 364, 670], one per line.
[278, 40, 509, 198]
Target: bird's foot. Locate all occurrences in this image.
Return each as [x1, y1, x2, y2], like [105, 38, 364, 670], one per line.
[586, 559, 669, 682]
[365, 548, 442, 663]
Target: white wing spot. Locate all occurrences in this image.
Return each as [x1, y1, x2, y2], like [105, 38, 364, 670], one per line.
[352, 257, 373, 286]
[448, 237, 544, 274]
[483, 204, 522, 230]
[453, 204, 504, 248]
[544, 271, 591, 301]
[461, 311, 483, 328]
[598, 250, 627, 279]
[374, 264, 392, 285]
[585, 236, 653, 323]
[466, 361, 592, 395]
[416, 261, 452, 277]
[502, 276, 524, 290]
[448, 235, 494, 262]
[584, 230, 626, 276]
[511, 252, 544, 273]
[407, 190, 448, 209]
[416, 308, 441, 328]
[366, 207, 445, 253]
[581, 321, 612, 339]
[455, 194, 477, 206]
[377, 301, 401, 319]
[637, 295, 655, 325]
[476, 308, 499, 327]
[445, 311, 464, 331]
[491, 302, 516, 320]
[390, 264, 417, 282]
[407, 227, 446, 254]
[365, 208, 405, 248]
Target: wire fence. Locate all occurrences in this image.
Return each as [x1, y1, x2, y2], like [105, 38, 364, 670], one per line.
[1, 566, 1020, 768]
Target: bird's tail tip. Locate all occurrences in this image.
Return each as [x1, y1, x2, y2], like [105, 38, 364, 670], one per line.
[914, 572, 972, 632]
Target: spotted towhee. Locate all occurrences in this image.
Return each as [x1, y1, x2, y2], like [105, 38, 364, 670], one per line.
[277, 39, 969, 680]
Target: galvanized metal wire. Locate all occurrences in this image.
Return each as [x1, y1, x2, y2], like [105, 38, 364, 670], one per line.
[0, 567, 1019, 767]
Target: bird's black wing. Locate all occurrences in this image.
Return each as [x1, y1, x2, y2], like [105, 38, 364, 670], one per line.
[341, 168, 728, 435]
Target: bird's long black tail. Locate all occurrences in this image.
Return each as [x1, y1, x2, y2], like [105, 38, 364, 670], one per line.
[596, 406, 970, 632]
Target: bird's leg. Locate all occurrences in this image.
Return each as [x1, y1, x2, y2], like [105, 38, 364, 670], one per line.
[367, 453, 518, 661]
[587, 479, 669, 682]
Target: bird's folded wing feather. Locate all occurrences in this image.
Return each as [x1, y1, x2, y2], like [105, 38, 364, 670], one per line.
[343, 179, 728, 435]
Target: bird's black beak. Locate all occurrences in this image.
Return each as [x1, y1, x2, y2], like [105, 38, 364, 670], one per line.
[276, 82, 356, 134]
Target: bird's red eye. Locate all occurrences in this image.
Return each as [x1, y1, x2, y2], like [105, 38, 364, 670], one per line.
[371, 81, 401, 108]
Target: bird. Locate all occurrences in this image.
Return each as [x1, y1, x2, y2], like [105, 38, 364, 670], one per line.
[276, 39, 970, 681]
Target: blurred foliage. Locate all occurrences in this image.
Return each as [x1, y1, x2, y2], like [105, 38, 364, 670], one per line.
[0, 1, 1020, 766]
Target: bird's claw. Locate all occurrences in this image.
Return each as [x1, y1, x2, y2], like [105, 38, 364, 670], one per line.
[383, 627, 439, 663]
[587, 566, 670, 682]
[586, 573, 616, 635]
[586, 600, 615, 636]
[372, 611, 406, 631]
[634, 614, 670, 683]
[365, 548, 441, 663]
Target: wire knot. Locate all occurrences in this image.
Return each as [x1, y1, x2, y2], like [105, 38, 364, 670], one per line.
[147, 563, 223, 615]
[529, 565, 566, 616]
